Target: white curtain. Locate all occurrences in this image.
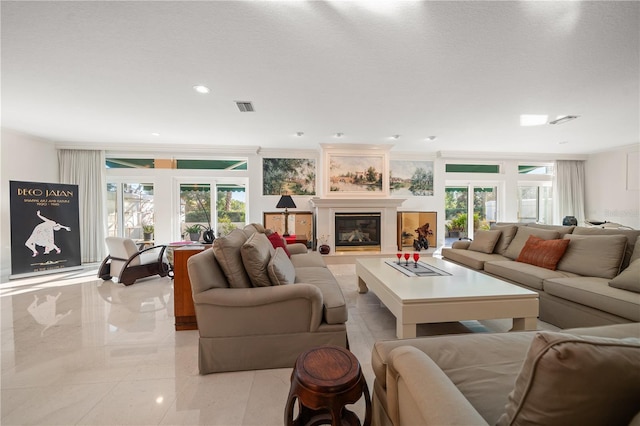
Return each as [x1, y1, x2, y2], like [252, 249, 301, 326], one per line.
[553, 160, 586, 226]
[58, 149, 107, 263]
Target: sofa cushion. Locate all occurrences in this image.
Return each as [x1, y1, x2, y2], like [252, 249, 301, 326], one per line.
[503, 227, 560, 260]
[267, 231, 291, 257]
[290, 251, 327, 268]
[212, 229, 252, 288]
[496, 331, 640, 426]
[630, 236, 640, 264]
[556, 234, 627, 279]
[490, 224, 518, 255]
[267, 247, 296, 285]
[484, 260, 578, 291]
[468, 229, 502, 254]
[241, 232, 275, 287]
[526, 223, 575, 236]
[544, 277, 640, 322]
[442, 248, 508, 271]
[295, 267, 347, 324]
[516, 235, 570, 270]
[572, 227, 640, 269]
[609, 259, 640, 294]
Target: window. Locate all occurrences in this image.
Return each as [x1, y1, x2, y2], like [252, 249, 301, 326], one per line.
[106, 158, 247, 170]
[445, 164, 500, 173]
[107, 183, 154, 238]
[519, 165, 553, 175]
[518, 185, 552, 224]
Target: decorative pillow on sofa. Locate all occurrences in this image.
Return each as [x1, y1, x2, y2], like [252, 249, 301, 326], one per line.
[241, 232, 275, 287]
[468, 229, 502, 254]
[267, 232, 291, 257]
[609, 258, 640, 294]
[267, 247, 296, 285]
[212, 229, 252, 288]
[503, 227, 560, 260]
[490, 224, 518, 255]
[496, 331, 640, 426]
[515, 235, 569, 270]
[556, 234, 627, 279]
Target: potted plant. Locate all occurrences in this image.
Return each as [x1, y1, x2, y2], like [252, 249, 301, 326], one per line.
[142, 224, 154, 240]
[184, 224, 203, 242]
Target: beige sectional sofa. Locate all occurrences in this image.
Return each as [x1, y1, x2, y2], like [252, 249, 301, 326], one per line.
[187, 223, 348, 374]
[441, 223, 640, 328]
[371, 322, 640, 426]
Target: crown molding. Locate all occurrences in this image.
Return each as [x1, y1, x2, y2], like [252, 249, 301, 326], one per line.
[55, 142, 261, 156]
[258, 148, 320, 158]
[437, 151, 588, 161]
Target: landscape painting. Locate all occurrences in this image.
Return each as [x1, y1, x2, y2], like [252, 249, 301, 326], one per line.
[389, 160, 434, 196]
[328, 154, 384, 193]
[262, 158, 316, 195]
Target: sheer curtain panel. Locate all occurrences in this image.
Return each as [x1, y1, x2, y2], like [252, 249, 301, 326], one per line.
[553, 160, 586, 226]
[58, 149, 107, 263]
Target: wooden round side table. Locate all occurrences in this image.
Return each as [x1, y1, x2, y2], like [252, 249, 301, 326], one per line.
[284, 345, 371, 426]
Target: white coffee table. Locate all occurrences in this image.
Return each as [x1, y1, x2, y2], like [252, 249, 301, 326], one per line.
[356, 257, 539, 338]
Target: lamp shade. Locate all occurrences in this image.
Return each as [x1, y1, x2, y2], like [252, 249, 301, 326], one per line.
[276, 195, 296, 209]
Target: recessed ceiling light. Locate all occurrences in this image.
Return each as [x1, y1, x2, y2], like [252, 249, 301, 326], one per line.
[559, 141, 569, 145]
[296, 132, 304, 137]
[335, 132, 344, 138]
[426, 136, 437, 141]
[151, 132, 160, 137]
[549, 115, 579, 125]
[520, 114, 548, 126]
[193, 85, 210, 94]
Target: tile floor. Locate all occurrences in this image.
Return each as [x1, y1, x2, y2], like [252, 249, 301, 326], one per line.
[1, 263, 556, 425]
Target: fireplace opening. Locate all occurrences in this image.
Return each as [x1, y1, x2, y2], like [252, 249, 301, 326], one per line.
[335, 213, 381, 251]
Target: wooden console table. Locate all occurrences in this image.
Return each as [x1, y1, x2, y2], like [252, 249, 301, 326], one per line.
[172, 245, 210, 331]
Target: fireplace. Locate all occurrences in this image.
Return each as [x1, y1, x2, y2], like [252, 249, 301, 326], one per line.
[335, 213, 381, 251]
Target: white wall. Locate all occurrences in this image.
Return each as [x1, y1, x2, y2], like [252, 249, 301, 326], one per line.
[585, 144, 640, 229]
[1, 129, 58, 279]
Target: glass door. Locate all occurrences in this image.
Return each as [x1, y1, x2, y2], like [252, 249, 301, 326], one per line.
[106, 182, 154, 239]
[445, 185, 498, 246]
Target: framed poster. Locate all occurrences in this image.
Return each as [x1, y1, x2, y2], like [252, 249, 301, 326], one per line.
[10, 181, 81, 277]
[262, 158, 316, 195]
[390, 160, 434, 196]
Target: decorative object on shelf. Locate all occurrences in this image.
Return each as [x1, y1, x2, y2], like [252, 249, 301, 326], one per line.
[194, 191, 215, 243]
[142, 224, 154, 241]
[276, 195, 297, 236]
[413, 222, 433, 251]
[318, 234, 330, 255]
[184, 224, 204, 241]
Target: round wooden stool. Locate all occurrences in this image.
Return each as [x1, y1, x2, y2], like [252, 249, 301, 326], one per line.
[284, 345, 372, 426]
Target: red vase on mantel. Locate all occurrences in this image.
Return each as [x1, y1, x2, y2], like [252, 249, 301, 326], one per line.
[319, 244, 331, 255]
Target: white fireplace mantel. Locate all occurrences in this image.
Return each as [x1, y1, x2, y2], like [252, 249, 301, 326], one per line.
[310, 197, 406, 253]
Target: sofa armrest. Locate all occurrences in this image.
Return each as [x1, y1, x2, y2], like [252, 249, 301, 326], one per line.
[451, 240, 472, 249]
[385, 346, 488, 426]
[193, 283, 325, 336]
[286, 242, 308, 254]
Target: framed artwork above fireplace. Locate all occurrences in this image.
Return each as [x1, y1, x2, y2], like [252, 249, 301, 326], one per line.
[322, 144, 391, 197]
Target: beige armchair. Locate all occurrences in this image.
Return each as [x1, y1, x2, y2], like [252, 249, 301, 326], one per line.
[98, 237, 170, 285]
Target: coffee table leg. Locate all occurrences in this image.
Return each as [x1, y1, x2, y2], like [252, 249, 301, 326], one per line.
[397, 321, 417, 339]
[511, 317, 537, 331]
[357, 277, 368, 294]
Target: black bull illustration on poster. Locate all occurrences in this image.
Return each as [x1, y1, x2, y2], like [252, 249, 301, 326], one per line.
[10, 181, 81, 276]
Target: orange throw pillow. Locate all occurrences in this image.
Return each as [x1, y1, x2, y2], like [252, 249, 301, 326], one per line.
[516, 235, 570, 270]
[267, 232, 291, 257]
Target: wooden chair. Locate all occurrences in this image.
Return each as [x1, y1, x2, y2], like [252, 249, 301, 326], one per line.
[98, 237, 170, 285]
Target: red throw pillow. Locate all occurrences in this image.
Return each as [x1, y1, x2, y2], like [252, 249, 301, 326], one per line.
[267, 232, 291, 257]
[516, 235, 570, 270]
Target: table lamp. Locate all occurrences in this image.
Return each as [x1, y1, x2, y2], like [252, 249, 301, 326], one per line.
[276, 195, 296, 236]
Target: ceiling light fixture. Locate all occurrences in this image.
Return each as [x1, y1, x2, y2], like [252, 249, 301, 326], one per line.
[520, 114, 548, 126]
[426, 136, 437, 141]
[193, 85, 210, 94]
[549, 115, 579, 125]
[151, 132, 160, 137]
[296, 132, 304, 137]
[335, 132, 343, 138]
[391, 134, 400, 139]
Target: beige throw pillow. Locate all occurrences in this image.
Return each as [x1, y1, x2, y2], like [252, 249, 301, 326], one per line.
[503, 227, 560, 260]
[212, 229, 252, 288]
[490, 224, 518, 255]
[267, 247, 296, 285]
[609, 259, 640, 293]
[556, 234, 627, 279]
[496, 331, 640, 426]
[468, 229, 502, 254]
[240, 232, 275, 287]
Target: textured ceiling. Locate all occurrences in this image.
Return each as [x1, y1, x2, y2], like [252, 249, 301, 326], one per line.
[2, 1, 638, 155]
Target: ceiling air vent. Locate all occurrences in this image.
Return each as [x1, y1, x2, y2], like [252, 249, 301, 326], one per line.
[235, 101, 254, 112]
